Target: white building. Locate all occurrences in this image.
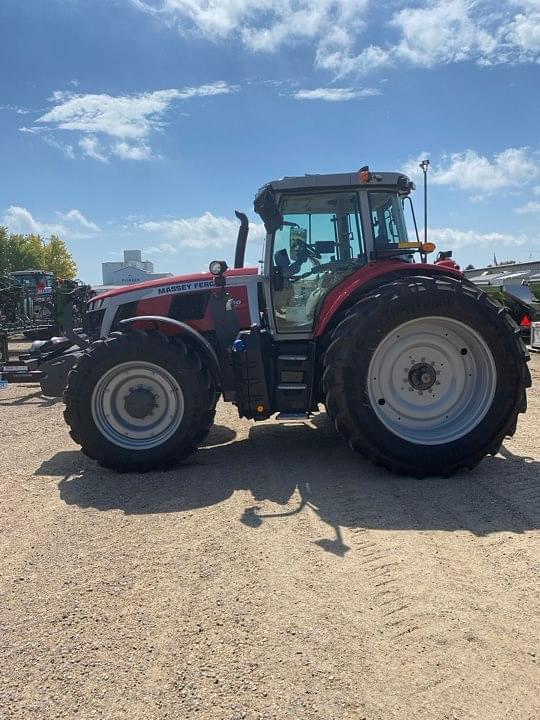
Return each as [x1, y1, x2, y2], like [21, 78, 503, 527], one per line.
[102, 250, 172, 286]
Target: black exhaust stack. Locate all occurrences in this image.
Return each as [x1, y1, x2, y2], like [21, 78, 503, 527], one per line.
[234, 211, 249, 268]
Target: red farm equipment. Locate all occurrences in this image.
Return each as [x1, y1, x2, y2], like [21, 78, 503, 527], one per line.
[58, 168, 529, 477]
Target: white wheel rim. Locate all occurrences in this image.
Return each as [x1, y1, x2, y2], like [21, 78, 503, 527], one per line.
[91, 361, 184, 450]
[367, 317, 497, 445]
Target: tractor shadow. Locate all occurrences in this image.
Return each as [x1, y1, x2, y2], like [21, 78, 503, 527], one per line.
[42, 415, 540, 546]
[0, 388, 62, 407]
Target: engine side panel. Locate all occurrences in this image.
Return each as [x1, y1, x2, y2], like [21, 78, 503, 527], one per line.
[91, 272, 261, 338]
[134, 285, 252, 332]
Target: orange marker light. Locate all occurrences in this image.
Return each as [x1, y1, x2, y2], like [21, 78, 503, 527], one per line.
[421, 242, 437, 254]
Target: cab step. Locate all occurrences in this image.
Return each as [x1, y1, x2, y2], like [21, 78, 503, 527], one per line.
[274, 342, 315, 414]
[275, 412, 311, 421]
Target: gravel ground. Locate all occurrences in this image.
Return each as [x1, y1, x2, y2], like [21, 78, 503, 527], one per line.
[0, 350, 539, 720]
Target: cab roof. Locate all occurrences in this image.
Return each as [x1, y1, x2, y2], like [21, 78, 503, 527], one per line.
[266, 170, 413, 193]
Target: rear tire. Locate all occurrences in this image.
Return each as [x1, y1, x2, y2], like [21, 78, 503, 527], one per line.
[64, 330, 217, 471]
[323, 275, 531, 478]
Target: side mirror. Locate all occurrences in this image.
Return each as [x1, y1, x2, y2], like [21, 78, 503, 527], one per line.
[254, 186, 283, 233]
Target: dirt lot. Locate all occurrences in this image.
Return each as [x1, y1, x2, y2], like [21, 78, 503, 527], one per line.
[0, 352, 538, 720]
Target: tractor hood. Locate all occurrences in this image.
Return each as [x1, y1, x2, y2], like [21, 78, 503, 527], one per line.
[92, 266, 259, 302]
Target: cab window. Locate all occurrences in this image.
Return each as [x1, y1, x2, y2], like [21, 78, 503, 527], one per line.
[271, 192, 366, 333]
[369, 192, 408, 248]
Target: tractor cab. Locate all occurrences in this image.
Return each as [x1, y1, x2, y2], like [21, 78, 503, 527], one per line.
[10, 270, 54, 297]
[253, 169, 416, 338]
[218, 169, 420, 421]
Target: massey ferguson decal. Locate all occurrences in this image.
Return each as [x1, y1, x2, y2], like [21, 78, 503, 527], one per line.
[157, 280, 215, 295]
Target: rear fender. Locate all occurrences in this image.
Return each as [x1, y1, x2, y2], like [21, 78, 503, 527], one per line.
[314, 261, 464, 337]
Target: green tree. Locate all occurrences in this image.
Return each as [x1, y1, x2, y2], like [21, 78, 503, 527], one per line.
[42, 235, 77, 278]
[6, 233, 45, 272]
[0, 230, 77, 279]
[0, 227, 8, 275]
[465, 263, 475, 270]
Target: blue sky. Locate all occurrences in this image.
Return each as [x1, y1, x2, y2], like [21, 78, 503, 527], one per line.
[1, 0, 540, 284]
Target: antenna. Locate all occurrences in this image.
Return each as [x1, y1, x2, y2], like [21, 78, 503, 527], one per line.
[419, 159, 430, 246]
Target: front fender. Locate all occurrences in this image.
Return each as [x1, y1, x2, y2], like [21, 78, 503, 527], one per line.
[119, 316, 221, 385]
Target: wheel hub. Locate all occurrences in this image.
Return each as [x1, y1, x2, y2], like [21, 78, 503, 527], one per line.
[367, 317, 497, 445]
[408, 362, 437, 391]
[91, 361, 185, 450]
[123, 386, 157, 419]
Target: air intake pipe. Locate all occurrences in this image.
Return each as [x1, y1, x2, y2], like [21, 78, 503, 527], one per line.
[234, 211, 249, 268]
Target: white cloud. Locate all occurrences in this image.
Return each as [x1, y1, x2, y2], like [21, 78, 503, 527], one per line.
[79, 136, 109, 163]
[401, 152, 431, 181]
[133, 0, 369, 49]
[19, 126, 76, 159]
[26, 82, 237, 161]
[2, 206, 46, 235]
[316, 44, 392, 76]
[514, 200, 540, 214]
[40, 83, 236, 139]
[429, 226, 529, 249]
[508, 1, 540, 53]
[403, 148, 539, 194]
[292, 87, 380, 101]
[44, 136, 75, 160]
[0, 104, 30, 115]
[113, 141, 153, 160]
[130, 1, 540, 76]
[392, 0, 497, 68]
[41, 89, 176, 139]
[56, 209, 101, 232]
[2, 206, 100, 239]
[144, 243, 179, 255]
[431, 148, 538, 192]
[138, 211, 265, 249]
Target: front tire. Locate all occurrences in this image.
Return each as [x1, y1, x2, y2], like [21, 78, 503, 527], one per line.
[64, 330, 217, 471]
[323, 275, 531, 477]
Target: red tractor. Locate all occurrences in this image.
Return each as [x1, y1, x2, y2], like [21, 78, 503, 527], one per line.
[63, 169, 530, 477]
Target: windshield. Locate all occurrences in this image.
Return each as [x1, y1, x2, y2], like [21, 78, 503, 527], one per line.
[272, 191, 366, 333]
[12, 273, 54, 289]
